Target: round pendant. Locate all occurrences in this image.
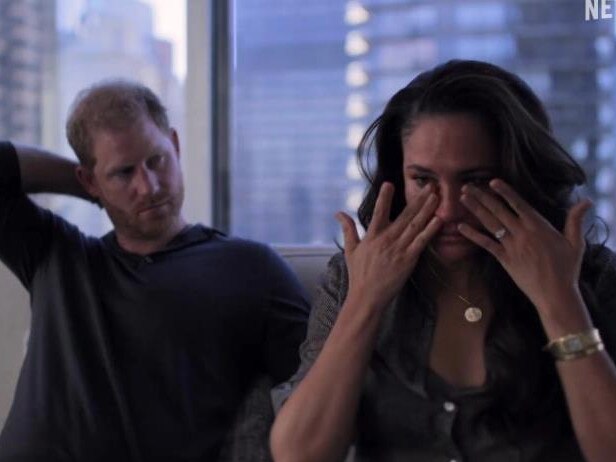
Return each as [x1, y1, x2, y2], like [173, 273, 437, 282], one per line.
[464, 306, 483, 323]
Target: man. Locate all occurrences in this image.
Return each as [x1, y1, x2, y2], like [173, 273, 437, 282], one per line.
[0, 81, 309, 461]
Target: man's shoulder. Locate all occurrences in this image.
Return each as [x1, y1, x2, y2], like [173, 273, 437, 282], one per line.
[194, 226, 281, 265]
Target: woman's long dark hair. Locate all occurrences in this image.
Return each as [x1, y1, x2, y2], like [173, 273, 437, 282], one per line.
[356, 60, 605, 431]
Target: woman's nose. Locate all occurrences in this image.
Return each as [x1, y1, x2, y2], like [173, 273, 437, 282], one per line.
[435, 186, 465, 222]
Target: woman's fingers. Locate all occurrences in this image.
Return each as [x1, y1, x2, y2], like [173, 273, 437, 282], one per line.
[489, 179, 535, 222]
[367, 182, 395, 236]
[397, 192, 439, 248]
[564, 199, 592, 250]
[340, 182, 441, 263]
[388, 185, 434, 237]
[407, 216, 442, 255]
[335, 211, 360, 254]
[461, 184, 520, 234]
[457, 222, 506, 260]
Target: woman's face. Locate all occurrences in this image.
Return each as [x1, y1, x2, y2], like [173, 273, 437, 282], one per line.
[402, 113, 497, 267]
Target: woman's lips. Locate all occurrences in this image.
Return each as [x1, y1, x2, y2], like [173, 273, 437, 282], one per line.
[434, 232, 468, 243]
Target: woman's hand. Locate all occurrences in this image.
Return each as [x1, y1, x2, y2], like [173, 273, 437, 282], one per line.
[336, 182, 442, 311]
[457, 178, 592, 317]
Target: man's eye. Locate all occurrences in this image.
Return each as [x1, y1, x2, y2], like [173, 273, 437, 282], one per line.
[148, 154, 164, 169]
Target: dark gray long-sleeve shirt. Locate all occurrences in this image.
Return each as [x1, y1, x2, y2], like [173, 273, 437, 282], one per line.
[0, 141, 310, 461]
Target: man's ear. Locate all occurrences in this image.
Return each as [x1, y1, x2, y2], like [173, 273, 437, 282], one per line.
[75, 165, 101, 201]
[170, 128, 180, 159]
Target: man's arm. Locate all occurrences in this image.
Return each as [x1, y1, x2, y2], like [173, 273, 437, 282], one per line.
[261, 248, 310, 383]
[0, 142, 59, 288]
[14, 143, 94, 202]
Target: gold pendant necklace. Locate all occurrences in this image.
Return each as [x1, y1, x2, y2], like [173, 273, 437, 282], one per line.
[464, 307, 483, 323]
[427, 263, 484, 323]
[459, 298, 483, 323]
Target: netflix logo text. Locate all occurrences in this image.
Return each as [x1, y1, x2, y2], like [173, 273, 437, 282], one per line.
[585, 0, 614, 20]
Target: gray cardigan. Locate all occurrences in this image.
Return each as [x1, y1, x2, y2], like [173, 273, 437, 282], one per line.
[274, 248, 616, 461]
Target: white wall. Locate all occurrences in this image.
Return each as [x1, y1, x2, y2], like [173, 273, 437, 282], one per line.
[0, 266, 29, 428]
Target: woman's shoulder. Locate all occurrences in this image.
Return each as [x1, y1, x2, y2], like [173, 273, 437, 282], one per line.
[312, 251, 349, 308]
[322, 250, 348, 284]
[327, 250, 346, 270]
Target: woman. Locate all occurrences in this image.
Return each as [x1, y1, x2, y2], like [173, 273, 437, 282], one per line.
[269, 60, 616, 462]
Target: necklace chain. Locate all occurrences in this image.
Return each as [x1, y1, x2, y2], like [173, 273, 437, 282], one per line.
[425, 261, 484, 323]
[426, 262, 475, 305]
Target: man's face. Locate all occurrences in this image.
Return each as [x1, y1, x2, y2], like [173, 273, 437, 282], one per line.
[83, 116, 185, 242]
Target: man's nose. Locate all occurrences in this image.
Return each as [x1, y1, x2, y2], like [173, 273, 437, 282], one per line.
[435, 185, 464, 222]
[134, 166, 160, 197]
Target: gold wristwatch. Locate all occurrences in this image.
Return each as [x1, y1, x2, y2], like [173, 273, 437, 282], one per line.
[544, 328, 604, 361]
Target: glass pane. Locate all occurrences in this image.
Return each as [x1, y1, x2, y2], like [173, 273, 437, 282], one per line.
[229, 0, 616, 246]
[0, 0, 186, 237]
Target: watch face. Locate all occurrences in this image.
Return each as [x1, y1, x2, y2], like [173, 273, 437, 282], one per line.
[564, 337, 584, 352]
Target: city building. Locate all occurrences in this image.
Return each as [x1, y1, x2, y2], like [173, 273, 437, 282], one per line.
[346, 0, 616, 240]
[0, 0, 56, 145]
[230, 0, 616, 244]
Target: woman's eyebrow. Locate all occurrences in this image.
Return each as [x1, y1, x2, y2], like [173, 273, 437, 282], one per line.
[404, 164, 434, 173]
[459, 168, 494, 176]
[405, 164, 494, 175]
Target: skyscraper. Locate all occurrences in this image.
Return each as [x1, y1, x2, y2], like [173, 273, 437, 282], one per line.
[232, 1, 349, 244]
[345, 0, 616, 239]
[231, 0, 615, 244]
[0, 0, 56, 144]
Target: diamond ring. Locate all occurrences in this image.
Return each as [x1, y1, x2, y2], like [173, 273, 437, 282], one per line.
[494, 228, 507, 240]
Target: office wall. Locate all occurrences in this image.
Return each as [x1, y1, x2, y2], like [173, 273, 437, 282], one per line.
[0, 266, 29, 428]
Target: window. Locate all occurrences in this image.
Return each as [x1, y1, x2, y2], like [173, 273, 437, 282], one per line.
[455, 4, 508, 30]
[0, 0, 190, 237]
[225, 0, 616, 246]
[2, 0, 615, 247]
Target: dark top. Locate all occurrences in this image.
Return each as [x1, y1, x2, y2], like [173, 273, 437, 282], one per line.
[273, 251, 616, 462]
[0, 142, 310, 462]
